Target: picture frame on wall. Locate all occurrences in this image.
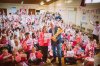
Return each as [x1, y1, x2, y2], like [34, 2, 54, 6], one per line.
[10, 7, 17, 14]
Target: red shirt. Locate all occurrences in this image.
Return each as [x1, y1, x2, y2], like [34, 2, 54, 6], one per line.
[36, 51, 43, 59]
[38, 32, 49, 46]
[0, 53, 12, 61]
[0, 38, 8, 45]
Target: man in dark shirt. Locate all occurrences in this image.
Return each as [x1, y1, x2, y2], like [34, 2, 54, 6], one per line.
[49, 23, 62, 66]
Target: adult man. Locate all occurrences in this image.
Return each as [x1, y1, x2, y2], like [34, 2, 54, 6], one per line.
[49, 22, 62, 66]
[90, 21, 99, 44]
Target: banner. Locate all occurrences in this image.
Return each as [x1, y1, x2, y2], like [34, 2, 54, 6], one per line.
[44, 33, 52, 39]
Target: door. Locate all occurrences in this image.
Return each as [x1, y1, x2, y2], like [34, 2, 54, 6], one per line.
[28, 9, 35, 15]
[0, 8, 7, 15]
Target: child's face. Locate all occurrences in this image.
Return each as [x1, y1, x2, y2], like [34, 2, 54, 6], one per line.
[93, 40, 96, 43]
[15, 41, 18, 46]
[32, 48, 36, 53]
[3, 50, 8, 55]
[19, 51, 23, 54]
[26, 34, 30, 39]
[64, 41, 66, 44]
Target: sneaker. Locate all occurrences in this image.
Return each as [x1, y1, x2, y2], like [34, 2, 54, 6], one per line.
[56, 62, 62, 66]
[58, 62, 62, 66]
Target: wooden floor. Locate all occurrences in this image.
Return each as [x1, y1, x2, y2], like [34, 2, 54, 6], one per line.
[31, 63, 83, 66]
[31, 57, 83, 66]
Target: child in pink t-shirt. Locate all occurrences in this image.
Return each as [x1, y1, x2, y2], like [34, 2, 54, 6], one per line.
[28, 47, 43, 65]
[0, 49, 12, 61]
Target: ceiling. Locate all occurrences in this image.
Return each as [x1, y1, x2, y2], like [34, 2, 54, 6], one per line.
[0, 0, 58, 5]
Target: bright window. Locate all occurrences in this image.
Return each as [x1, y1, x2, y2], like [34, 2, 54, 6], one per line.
[85, 0, 100, 3]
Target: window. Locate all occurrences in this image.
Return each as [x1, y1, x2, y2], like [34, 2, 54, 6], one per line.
[85, 0, 100, 3]
[92, 0, 100, 3]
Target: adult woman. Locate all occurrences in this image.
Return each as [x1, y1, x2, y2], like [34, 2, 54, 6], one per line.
[38, 26, 49, 63]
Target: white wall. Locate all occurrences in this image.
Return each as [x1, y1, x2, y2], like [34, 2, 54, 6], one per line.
[46, 0, 100, 30]
[0, 3, 48, 14]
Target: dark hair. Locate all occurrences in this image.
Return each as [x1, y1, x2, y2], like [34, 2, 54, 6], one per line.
[25, 32, 30, 36]
[32, 33, 36, 38]
[95, 21, 99, 24]
[9, 13, 11, 14]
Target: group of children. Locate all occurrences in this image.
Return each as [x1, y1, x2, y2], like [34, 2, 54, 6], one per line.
[0, 11, 99, 66]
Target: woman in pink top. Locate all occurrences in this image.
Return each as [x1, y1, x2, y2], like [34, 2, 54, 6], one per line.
[38, 26, 49, 63]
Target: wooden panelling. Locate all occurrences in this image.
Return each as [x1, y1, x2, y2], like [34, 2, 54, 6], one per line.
[0, 0, 58, 5]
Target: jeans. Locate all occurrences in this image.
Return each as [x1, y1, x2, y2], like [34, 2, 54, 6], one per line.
[52, 43, 62, 63]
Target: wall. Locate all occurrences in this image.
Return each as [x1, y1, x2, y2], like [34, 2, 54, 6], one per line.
[0, 3, 48, 14]
[46, 0, 100, 30]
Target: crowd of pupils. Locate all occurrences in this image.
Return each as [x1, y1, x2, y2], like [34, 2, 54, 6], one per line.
[0, 11, 99, 66]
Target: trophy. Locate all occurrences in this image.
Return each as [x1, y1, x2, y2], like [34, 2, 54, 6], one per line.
[51, 27, 63, 42]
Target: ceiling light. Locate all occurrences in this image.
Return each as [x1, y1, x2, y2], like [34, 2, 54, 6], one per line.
[40, 1, 44, 5]
[57, 3, 62, 6]
[65, 0, 72, 3]
[46, 0, 51, 2]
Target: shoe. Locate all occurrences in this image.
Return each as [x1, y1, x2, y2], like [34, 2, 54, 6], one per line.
[58, 62, 62, 66]
[55, 62, 62, 66]
[51, 58, 56, 63]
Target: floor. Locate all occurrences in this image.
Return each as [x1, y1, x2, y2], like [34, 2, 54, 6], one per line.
[31, 57, 83, 66]
[31, 63, 83, 66]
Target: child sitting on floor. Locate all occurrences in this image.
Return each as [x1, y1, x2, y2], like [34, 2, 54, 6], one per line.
[29, 47, 43, 65]
[0, 48, 12, 61]
[13, 49, 28, 66]
[13, 49, 27, 62]
[0, 48, 13, 66]
[84, 51, 94, 66]
[64, 47, 77, 65]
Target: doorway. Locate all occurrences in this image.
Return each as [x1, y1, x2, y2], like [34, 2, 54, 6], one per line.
[28, 9, 35, 15]
[0, 8, 7, 15]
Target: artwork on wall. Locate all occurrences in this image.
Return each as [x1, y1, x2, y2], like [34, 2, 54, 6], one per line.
[10, 7, 17, 14]
[0, 8, 7, 15]
[79, 7, 100, 23]
[79, 8, 100, 14]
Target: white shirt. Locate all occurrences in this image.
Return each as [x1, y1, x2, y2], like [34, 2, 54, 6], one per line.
[93, 26, 99, 36]
[30, 53, 36, 61]
[7, 15, 13, 21]
[0, 15, 2, 22]
[21, 15, 27, 26]
[14, 44, 22, 50]
[2, 15, 7, 20]
[26, 38, 33, 50]
[13, 14, 19, 22]
[14, 30, 20, 38]
[10, 39, 15, 48]
[66, 50, 74, 57]
[33, 38, 38, 45]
